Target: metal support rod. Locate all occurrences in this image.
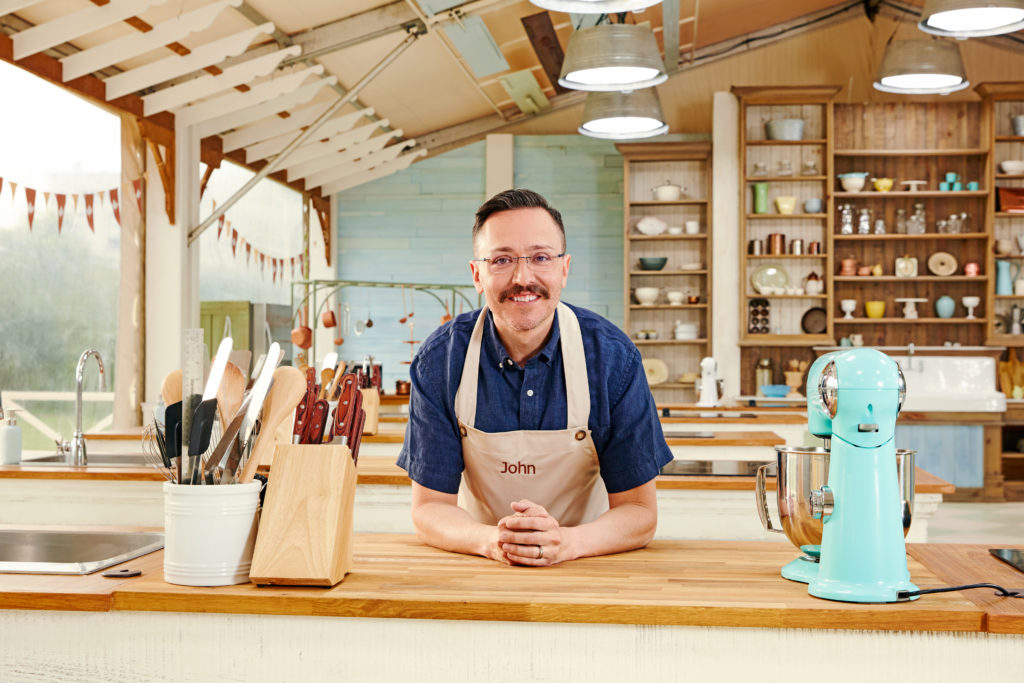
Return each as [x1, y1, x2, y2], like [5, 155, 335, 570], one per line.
[187, 29, 422, 245]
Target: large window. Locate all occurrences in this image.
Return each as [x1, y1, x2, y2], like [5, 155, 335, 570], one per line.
[0, 61, 121, 451]
[198, 160, 304, 306]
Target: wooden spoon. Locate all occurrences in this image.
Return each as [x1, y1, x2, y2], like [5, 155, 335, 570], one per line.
[160, 369, 182, 405]
[240, 366, 307, 482]
[216, 362, 246, 430]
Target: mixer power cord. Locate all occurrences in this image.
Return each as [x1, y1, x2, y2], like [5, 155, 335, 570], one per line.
[898, 583, 1024, 600]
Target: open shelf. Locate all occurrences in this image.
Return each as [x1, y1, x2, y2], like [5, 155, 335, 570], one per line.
[630, 270, 707, 276]
[834, 148, 989, 156]
[745, 214, 827, 220]
[833, 318, 984, 324]
[633, 339, 708, 345]
[834, 191, 987, 198]
[629, 304, 707, 310]
[745, 175, 827, 182]
[628, 234, 707, 241]
[833, 233, 988, 240]
[746, 139, 827, 146]
[745, 294, 828, 299]
[739, 335, 835, 347]
[629, 199, 707, 206]
[747, 254, 827, 259]
[833, 276, 986, 282]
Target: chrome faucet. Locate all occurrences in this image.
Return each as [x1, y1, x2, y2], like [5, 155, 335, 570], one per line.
[69, 349, 106, 466]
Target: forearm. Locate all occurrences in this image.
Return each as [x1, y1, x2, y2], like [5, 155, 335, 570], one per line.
[411, 500, 500, 560]
[562, 498, 657, 561]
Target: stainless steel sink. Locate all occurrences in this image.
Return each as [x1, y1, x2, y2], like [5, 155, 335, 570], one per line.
[0, 529, 164, 574]
[22, 453, 152, 467]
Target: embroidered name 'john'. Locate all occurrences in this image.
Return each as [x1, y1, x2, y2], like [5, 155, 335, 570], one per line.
[500, 461, 536, 475]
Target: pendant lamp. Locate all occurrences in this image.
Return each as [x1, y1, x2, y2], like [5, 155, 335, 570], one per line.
[872, 39, 970, 94]
[559, 23, 668, 91]
[529, 0, 662, 13]
[919, 0, 1024, 37]
[578, 89, 669, 140]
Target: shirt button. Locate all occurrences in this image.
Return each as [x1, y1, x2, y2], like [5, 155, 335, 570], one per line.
[506, 359, 514, 367]
[527, 389, 534, 397]
[575, 430, 587, 441]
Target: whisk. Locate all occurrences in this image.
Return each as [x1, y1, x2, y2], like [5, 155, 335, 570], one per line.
[142, 421, 175, 482]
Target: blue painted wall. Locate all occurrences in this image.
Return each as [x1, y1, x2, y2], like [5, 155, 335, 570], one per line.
[333, 136, 624, 386]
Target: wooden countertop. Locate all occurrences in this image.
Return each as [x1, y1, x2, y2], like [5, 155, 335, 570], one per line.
[3, 535, 1018, 633]
[365, 429, 785, 446]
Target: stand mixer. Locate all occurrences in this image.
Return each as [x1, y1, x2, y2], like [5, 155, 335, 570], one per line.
[695, 357, 721, 408]
[756, 349, 918, 601]
[809, 348, 916, 602]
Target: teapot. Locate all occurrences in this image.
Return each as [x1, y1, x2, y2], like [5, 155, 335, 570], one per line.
[652, 180, 684, 201]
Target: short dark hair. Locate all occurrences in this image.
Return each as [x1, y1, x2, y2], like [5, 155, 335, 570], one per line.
[472, 189, 565, 252]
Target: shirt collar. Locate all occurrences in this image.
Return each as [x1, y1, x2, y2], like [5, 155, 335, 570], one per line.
[485, 307, 561, 369]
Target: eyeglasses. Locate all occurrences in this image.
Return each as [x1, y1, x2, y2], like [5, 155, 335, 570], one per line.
[471, 252, 565, 275]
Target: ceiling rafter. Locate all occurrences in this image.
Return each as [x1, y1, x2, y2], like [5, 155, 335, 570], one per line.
[11, 0, 168, 59]
[174, 64, 323, 127]
[245, 114, 383, 164]
[320, 148, 426, 195]
[196, 73, 336, 139]
[297, 130, 407, 187]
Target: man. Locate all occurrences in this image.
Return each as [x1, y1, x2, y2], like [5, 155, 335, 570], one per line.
[397, 189, 672, 566]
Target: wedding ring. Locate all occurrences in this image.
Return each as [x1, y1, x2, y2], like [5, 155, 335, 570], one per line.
[537, 545, 543, 559]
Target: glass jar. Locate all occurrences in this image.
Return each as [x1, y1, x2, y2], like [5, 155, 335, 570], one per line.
[908, 203, 927, 234]
[895, 208, 908, 234]
[857, 208, 872, 235]
[946, 213, 962, 234]
[776, 159, 793, 176]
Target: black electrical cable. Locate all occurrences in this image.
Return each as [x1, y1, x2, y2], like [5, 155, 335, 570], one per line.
[897, 583, 1024, 600]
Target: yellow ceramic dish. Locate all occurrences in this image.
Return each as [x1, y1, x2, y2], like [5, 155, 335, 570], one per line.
[872, 177, 894, 192]
[865, 300, 886, 318]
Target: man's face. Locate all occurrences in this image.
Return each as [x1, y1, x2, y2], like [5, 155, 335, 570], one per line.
[470, 207, 570, 335]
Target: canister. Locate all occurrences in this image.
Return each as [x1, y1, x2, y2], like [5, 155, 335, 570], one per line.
[768, 233, 785, 255]
[789, 239, 804, 255]
[808, 241, 821, 254]
[748, 239, 764, 255]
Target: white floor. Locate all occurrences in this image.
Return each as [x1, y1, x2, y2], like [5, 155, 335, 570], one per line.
[927, 502, 1024, 545]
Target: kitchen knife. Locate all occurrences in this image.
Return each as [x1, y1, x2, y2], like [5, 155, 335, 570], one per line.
[292, 366, 318, 444]
[349, 408, 366, 464]
[202, 393, 252, 477]
[305, 399, 330, 444]
[330, 374, 358, 443]
[221, 342, 281, 484]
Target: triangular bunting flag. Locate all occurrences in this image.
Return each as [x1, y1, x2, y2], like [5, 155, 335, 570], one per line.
[10, 181, 18, 204]
[85, 194, 95, 232]
[25, 188, 36, 230]
[231, 228, 238, 257]
[217, 213, 225, 240]
[109, 188, 120, 226]
[290, 257, 295, 278]
[245, 242, 252, 264]
[132, 178, 142, 209]
[56, 194, 67, 233]
[42, 191, 50, 208]
[72, 194, 80, 212]
[0, 177, 4, 199]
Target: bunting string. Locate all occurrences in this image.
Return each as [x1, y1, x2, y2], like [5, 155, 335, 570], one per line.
[209, 198, 304, 284]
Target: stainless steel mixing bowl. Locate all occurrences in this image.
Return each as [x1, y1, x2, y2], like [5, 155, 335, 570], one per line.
[755, 446, 915, 548]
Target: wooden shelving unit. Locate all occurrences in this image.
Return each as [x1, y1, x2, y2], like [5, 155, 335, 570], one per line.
[830, 101, 991, 350]
[617, 142, 713, 402]
[733, 85, 839, 394]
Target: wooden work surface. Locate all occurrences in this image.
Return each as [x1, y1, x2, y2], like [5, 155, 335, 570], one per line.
[0, 535, 1003, 633]
[0, 464, 166, 481]
[661, 414, 807, 424]
[907, 544, 1024, 634]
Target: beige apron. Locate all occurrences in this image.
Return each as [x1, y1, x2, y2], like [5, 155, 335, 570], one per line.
[455, 302, 609, 526]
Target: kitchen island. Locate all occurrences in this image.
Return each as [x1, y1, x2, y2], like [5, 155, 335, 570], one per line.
[0, 535, 1019, 681]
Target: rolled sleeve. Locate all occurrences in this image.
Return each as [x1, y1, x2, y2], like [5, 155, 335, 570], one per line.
[396, 332, 465, 494]
[596, 349, 674, 493]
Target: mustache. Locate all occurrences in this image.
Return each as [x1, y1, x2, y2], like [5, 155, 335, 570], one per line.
[499, 284, 549, 303]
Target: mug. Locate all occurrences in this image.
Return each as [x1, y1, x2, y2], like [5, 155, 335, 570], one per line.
[964, 262, 980, 276]
[839, 337, 853, 347]
[684, 220, 700, 234]
[967, 181, 979, 191]
[749, 239, 764, 255]
[953, 181, 964, 191]
[849, 334, 864, 347]
[939, 181, 951, 191]
[808, 241, 821, 254]
[945, 172, 960, 183]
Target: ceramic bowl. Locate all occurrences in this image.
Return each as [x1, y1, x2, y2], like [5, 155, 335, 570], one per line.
[634, 287, 659, 305]
[872, 177, 894, 192]
[666, 290, 685, 305]
[840, 176, 866, 192]
[638, 257, 668, 271]
[764, 118, 804, 141]
[1000, 160, 1024, 175]
[774, 196, 797, 215]
[864, 300, 886, 318]
[760, 384, 791, 398]
[636, 216, 667, 236]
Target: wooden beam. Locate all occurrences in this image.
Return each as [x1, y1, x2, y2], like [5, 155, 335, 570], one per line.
[520, 11, 568, 96]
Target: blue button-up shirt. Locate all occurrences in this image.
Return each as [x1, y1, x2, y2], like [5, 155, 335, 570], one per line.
[397, 303, 673, 495]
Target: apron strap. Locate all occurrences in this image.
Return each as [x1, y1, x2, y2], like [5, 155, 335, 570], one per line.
[454, 309, 488, 428]
[454, 303, 591, 429]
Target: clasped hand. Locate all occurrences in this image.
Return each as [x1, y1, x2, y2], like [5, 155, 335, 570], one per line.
[496, 499, 566, 566]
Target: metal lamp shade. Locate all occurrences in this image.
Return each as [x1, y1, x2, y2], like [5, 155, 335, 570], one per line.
[872, 39, 970, 95]
[578, 89, 669, 140]
[530, 0, 663, 13]
[559, 24, 668, 92]
[919, 0, 1024, 37]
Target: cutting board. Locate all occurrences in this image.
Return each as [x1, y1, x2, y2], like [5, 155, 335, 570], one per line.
[248, 443, 357, 587]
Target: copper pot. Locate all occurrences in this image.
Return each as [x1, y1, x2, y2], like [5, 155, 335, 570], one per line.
[395, 379, 410, 395]
[291, 308, 312, 349]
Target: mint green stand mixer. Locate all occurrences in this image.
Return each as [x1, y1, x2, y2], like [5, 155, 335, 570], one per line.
[808, 348, 918, 603]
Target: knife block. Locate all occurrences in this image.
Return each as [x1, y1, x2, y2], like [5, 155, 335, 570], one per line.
[249, 443, 357, 586]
